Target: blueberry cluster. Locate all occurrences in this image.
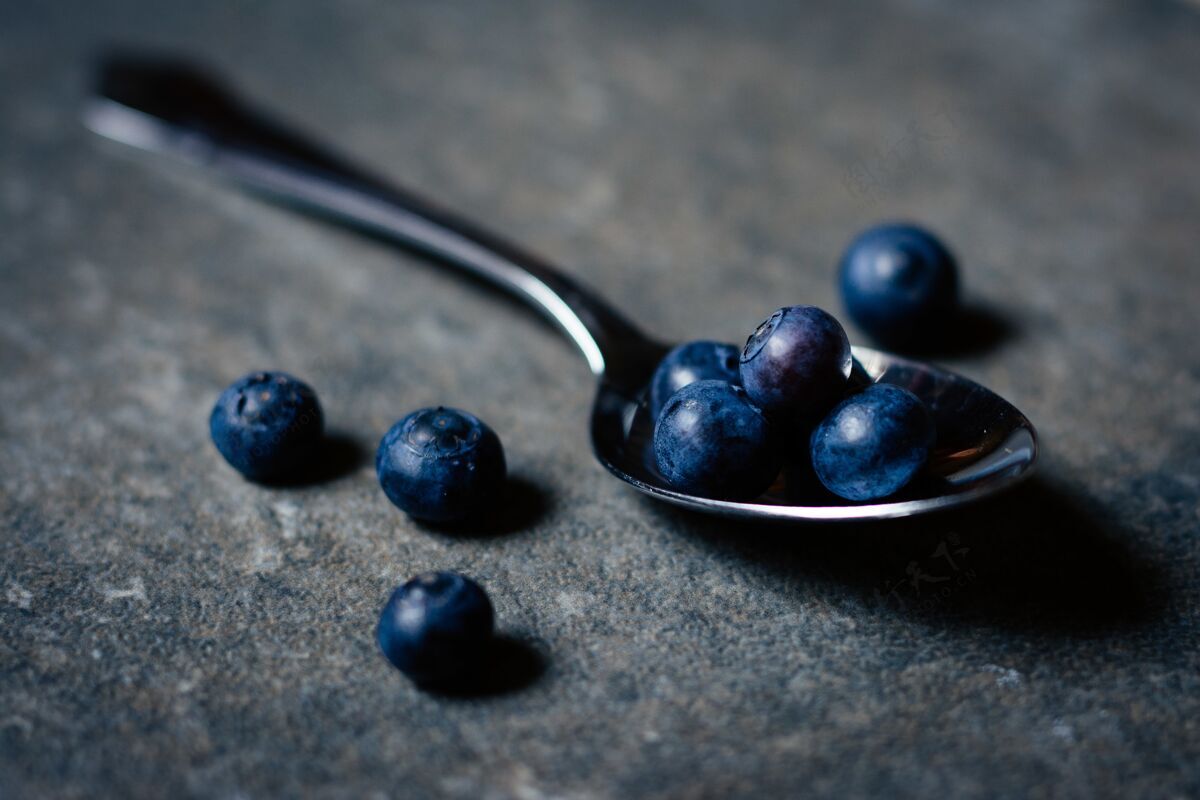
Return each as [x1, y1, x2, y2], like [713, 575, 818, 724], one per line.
[651, 222, 954, 503]
[209, 374, 508, 522]
[208, 373, 510, 688]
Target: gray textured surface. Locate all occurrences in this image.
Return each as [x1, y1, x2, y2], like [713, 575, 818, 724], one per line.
[2, 1, 1199, 797]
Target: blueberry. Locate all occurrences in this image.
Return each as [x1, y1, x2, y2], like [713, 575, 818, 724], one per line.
[739, 305, 852, 420]
[810, 383, 935, 502]
[838, 222, 959, 347]
[377, 571, 495, 686]
[209, 371, 324, 482]
[653, 380, 781, 501]
[376, 407, 506, 523]
[648, 340, 741, 418]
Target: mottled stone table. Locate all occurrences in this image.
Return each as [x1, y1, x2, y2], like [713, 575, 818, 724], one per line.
[2, 1, 1198, 797]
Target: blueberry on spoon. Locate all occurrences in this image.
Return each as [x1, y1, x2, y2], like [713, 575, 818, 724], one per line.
[739, 305, 852, 421]
[653, 380, 781, 501]
[810, 383, 935, 502]
[648, 340, 741, 418]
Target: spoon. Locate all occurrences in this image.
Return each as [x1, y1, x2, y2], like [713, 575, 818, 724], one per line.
[83, 53, 1037, 522]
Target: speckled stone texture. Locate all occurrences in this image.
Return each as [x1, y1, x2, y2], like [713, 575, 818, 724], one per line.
[2, 1, 1199, 798]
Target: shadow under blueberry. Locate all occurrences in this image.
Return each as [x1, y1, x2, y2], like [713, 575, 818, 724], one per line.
[642, 476, 1168, 639]
[886, 301, 1016, 360]
[421, 634, 547, 699]
[259, 431, 369, 488]
[413, 475, 551, 539]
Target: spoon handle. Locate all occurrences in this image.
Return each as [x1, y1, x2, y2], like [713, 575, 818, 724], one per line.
[85, 54, 647, 376]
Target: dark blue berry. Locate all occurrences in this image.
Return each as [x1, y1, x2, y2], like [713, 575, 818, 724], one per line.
[810, 383, 935, 502]
[739, 305, 852, 420]
[648, 340, 741, 418]
[653, 380, 781, 501]
[377, 571, 495, 686]
[376, 407, 506, 523]
[209, 371, 324, 482]
[838, 222, 959, 347]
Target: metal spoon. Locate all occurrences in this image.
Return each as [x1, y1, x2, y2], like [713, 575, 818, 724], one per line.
[83, 53, 1037, 522]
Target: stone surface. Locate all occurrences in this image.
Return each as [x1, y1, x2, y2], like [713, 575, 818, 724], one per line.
[2, 1, 1199, 797]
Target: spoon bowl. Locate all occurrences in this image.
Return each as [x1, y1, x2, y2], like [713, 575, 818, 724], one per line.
[85, 53, 1037, 523]
[590, 342, 1036, 521]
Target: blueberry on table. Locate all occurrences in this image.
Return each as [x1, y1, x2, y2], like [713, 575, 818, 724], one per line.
[739, 305, 852, 420]
[209, 371, 324, 482]
[377, 571, 495, 686]
[648, 340, 741, 418]
[376, 407, 506, 523]
[838, 222, 959, 347]
[810, 383, 935, 502]
[653, 379, 782, 501]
